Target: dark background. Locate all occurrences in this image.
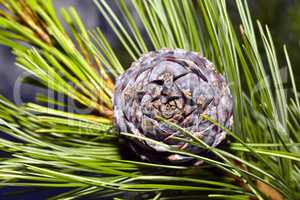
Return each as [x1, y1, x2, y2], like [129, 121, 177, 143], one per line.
[0, 0, 299, 199]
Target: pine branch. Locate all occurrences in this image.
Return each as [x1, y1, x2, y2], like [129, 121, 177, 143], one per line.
[0, 0, 299, 199]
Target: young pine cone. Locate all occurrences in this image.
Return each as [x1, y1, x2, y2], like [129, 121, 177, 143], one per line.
[113, 49, 233, 165]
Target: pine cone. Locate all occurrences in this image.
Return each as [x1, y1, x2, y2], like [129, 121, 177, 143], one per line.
[113, 49, 233, 164]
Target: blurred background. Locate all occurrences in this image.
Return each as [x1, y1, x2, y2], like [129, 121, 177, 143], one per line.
[0, 0, 299, 199]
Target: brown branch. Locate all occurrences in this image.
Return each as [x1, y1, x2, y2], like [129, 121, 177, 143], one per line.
[17, 0, 52, 45]
[256, 181, 285, 200]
